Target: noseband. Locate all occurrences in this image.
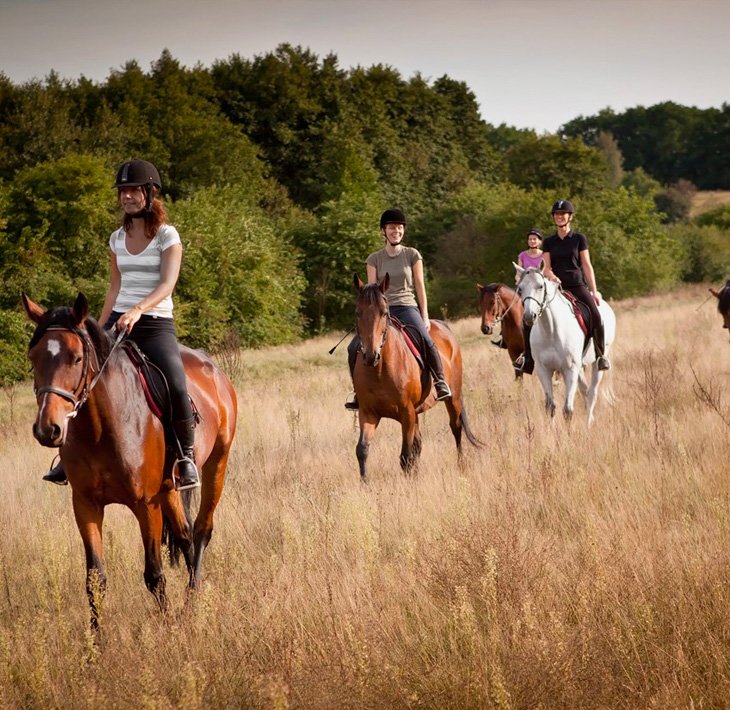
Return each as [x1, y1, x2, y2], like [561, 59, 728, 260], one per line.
[34, 326, 125, 419]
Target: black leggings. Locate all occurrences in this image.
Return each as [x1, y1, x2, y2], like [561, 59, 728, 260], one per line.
[562, 284, 605, 355]
[105, 312, 193, 420]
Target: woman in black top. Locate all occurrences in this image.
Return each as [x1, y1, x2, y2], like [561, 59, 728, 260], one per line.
[516, 199, 610, 374]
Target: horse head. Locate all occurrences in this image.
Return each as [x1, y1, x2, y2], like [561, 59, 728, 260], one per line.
[709, 280, 730, 340]
[23, 292, 108, 447]
[354, 272, 390, 366]
[477, 282, 503, 335]
[514, 264, 551, 327]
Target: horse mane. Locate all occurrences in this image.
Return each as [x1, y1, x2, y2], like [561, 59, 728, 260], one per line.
[28, 306, 112, 362]
[358, 283, 387, 308]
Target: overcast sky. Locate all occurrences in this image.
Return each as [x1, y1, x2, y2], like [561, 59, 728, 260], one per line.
[0, 0, 727, 133]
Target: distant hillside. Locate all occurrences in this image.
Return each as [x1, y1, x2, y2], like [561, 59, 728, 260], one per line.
[690, 191, 730, 219]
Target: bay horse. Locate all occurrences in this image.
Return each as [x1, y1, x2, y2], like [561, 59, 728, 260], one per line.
[709, 280, 730, 340]
[23, 292, 237, 632]
[514, 265, 616, 425]
[476, 282, 525, 377]
[352, 274, 481, 481]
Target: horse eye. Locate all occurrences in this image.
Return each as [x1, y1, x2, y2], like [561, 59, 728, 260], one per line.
[74, 355, 83, 364]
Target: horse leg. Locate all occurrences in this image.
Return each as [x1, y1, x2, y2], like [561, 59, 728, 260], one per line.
[72, 494, 106, 635]
[133, 502, 168, 613]
[562, 367, 580, 422]
[399, 409, 420, 474]
[189, 448, 231, 591]
[356, 414, 379, 483]
[536, 364, 556, 418]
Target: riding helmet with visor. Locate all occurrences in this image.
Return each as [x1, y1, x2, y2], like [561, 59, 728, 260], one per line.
[551, 199, 575, 214]
[115, 159, 162, 211]
[380, 209, 407, 230]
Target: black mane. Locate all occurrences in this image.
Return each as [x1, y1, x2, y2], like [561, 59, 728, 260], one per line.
[28, 306, 112, 362]
[718, 280, 730, 315]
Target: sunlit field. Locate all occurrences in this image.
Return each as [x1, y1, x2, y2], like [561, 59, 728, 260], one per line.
[1, 284, 729, 708]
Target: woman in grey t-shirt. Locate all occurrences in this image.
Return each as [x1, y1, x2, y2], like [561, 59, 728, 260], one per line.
[345, 209, 452, 409]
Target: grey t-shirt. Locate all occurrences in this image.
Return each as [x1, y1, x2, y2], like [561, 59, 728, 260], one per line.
[366, 246, 422, 307]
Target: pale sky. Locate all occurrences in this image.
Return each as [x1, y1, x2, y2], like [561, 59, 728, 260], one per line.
[0, 0, 727, 133]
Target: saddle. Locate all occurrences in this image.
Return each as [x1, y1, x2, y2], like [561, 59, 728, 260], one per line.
[561, 291, 593, 355]
[122, 341, 199, 429]
[389, 316, 432, 398]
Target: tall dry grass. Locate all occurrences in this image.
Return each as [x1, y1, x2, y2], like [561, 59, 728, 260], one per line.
[1, 285, 729, 708]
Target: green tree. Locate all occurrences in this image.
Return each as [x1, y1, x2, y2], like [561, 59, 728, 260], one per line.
[170, 185, 305, 349]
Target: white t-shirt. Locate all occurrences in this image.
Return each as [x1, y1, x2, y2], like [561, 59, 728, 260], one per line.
[109, 224, 181, 318]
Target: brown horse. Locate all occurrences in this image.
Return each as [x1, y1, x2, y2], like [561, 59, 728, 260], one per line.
[23, 293, 237, 632]
[477, 282, 525, 377]
[352, 274, 481, 481]
[709, 280, 730, 340]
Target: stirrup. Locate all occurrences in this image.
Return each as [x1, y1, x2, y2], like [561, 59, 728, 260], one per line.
[175, 457, 200, 491]
[344, 394, 359, 410]
[42, 456, 68, 486]
[434, 381, 452, 401]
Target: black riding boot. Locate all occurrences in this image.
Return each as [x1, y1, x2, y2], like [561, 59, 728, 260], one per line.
[427, 343, 452, 400]
[42, 460, 68, 485]
[345, 336, 360, 410]
[515, 324, 534, 375]
[594, 321, 611, 371]
[172, 416, 200, 490]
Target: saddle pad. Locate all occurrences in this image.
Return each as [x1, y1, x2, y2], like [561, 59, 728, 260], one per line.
[562, 291, 590, 336]
[389, 316, 425, 369]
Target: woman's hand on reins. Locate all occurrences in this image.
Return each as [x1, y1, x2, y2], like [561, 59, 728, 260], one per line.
[117, 305, 143, 334]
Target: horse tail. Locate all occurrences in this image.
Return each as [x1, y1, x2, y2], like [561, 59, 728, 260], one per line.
[163, 488, 198, 567]
[460, 399, 485, 448]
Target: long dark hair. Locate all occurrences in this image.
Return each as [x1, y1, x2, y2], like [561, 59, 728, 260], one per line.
[121, 188, 169, 239]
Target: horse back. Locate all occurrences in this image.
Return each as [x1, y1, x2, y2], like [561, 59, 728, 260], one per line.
[181, 347, 238, 452]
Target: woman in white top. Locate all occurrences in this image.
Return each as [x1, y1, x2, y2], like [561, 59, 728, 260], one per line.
[43, 160, 199, 490]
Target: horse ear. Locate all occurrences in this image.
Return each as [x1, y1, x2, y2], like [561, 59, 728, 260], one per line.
[21, 292, 45, 324]
[709, 288, 720, 299]
[353, 273, 364, 292]
[379, 272, 390, 293]
[512, 262, 524, 275]
[476, 283, 484, 292]
[72, 293, 89, 326]
[539, 259, 545, 272]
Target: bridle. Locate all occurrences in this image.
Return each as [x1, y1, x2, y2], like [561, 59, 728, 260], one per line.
[33, 326, 126, 420]
[519, 270, 558, 319]
[356, 293, 389, 360]
[483, 286, 518, 328]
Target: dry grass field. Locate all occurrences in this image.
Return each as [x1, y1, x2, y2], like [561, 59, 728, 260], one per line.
[1, 284, 729, 708]
[690, 190, 730, 219]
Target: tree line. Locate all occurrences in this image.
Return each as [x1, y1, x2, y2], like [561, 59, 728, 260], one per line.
[1, 45, 729, 385]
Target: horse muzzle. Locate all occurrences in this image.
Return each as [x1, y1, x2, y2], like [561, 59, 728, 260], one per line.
[362, 350, 381, 367]
[33, 419, 66, 448]
[481, 323, 493, 335]
[523, 312, 535, 327]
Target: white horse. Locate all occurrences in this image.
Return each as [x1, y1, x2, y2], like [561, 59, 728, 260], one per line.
[515, 264, 616, 425]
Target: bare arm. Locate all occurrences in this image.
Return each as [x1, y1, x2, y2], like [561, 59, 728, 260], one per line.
[412, 259, 431, 330]
[98, 250, 121, 326]
[115, 243, 183, 333]
[366, 263, 378, 284]
[579, 249, 601, 303]
[541, 252, 560, 283]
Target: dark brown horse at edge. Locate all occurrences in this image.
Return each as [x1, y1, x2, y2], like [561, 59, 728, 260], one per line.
[709, 280, 730, 340]
[352, 274, 482, 481]
[23, 292, 237, 633]
[477, 282, 525, 378]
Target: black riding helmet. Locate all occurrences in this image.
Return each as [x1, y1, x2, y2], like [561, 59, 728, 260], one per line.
[527, 228, 544, 240]
[551, 199, 575, 214]
[115, 159, 162, 211]
[380, 209, 406, 230]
